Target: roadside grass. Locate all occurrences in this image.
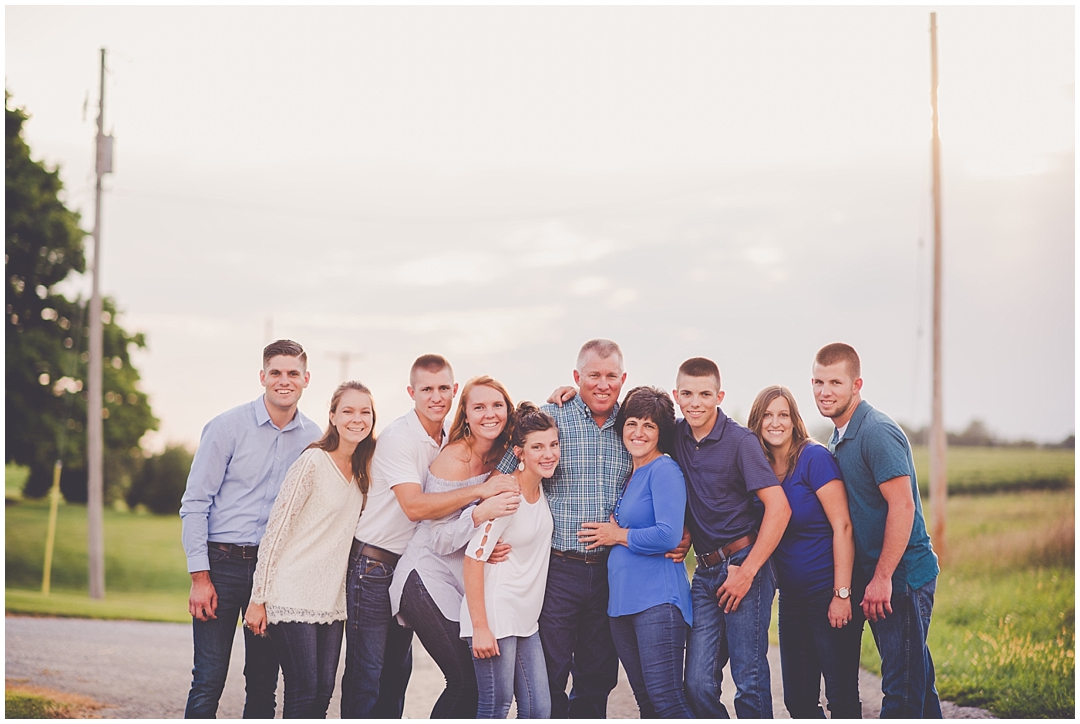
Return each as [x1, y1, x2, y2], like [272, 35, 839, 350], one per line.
[5, 496, 189, 621]
[911, 445, 1074, 495]
[5, 681, 104, 718]
[859, 490, 1075, 718]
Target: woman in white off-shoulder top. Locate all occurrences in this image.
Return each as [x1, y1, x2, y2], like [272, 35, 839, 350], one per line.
[462, 401, 558, 719]
[389, 375, 522, 718]
[244, 381, 376, 718]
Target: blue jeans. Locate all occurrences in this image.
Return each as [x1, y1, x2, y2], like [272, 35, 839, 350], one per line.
[609, 603, 694, 718]
[860, 577, 942, 719]
[340, 547, 414, 718]
[398, 570, 477, 717]
[470, 632, 551, 719]
[185, 546, 279, 718]
[539, 553, 620, 718]
[778, 587, 862, 718]
[685, 547, 775, 719]
[267, 620, 344, 718]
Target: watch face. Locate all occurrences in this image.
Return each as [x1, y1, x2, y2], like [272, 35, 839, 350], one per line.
[835, 587, 850, 599]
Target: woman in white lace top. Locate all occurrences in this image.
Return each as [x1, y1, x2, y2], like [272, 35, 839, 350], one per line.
[244, 381, 376, 718]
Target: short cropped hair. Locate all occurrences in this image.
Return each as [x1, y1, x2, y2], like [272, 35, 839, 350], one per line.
[814, 343, 861, 380]
[576, 339, 624, 372]
[615, 386, 677, 456]
[677, 357, 721, 387]
[263, 339, 307, 369]
[410, 354, 454, 386]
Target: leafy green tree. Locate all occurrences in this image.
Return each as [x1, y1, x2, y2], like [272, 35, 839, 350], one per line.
[127, 445, 194, 515]
[6, 94, 158, 503]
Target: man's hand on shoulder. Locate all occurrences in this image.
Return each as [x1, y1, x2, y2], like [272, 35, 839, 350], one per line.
[189, 570, 218, 621]
[547, 386, 578, 407]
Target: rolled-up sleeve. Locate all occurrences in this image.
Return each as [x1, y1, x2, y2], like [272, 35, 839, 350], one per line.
[180, 418, 233, 573]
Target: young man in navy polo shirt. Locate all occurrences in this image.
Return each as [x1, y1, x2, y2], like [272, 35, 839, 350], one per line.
[673, 357, 791, 719]
[812, 342, 941, 718]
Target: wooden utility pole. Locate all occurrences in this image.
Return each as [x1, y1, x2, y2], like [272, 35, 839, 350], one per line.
[87, 47, 112, 599]
[328, 351, 363, 382]
[929, 14, 948, 561]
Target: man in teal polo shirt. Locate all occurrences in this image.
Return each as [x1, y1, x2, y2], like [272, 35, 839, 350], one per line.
[811, 342, 941, 718]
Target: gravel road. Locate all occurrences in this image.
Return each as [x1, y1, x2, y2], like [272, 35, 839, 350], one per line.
[5, 615, 991, 718]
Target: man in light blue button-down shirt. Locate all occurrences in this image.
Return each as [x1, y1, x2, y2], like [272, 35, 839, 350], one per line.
[180, 340, 322, 718]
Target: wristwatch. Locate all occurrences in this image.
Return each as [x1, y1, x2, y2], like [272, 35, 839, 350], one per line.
[833, 586, 851, 599]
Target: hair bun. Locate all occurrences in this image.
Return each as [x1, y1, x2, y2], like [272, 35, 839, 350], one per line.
[516, 400, 540, 416]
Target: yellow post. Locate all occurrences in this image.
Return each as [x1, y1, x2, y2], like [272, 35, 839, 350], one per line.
[41, 460, 63, 595]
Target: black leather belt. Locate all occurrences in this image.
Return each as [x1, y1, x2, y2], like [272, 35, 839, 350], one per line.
[551, 548, 609, 565]
[695, 532, 756, 569]
[208, 541, 259, 560]
[350, 539, 401, 567]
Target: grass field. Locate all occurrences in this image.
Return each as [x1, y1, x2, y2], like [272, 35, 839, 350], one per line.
[911, 445, 1074, 495]
[859, 490, 1075, 718]
[6, 455, 1076, 716]
[5, 495, 190, 622]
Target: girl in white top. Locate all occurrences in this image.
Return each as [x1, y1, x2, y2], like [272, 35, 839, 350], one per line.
[244, 382, 375, 719]
[462, 401, 558, 719]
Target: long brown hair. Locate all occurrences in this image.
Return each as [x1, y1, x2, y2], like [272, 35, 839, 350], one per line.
[308, 381, 377, 494]
[747, 385, 810, 478]
[447, 375, 514, 466]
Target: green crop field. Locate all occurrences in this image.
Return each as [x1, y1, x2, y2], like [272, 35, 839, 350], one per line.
[911, 445, 1074, 495]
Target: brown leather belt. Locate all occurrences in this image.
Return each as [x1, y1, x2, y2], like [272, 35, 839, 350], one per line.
[208, 541, 259, 560]
[551, 548, 610, 565]
[695, 532, 756, 569]
[350, 539, 401, 567]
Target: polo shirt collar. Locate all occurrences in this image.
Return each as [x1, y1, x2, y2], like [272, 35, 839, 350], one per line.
[838, 400, 871, 441]
[680, 407, 729, 442]
[571, 393, 620, 430]
[405, 408, 448, 449]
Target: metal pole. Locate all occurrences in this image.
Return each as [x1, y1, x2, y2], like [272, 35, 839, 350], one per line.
[929, 13, 948, 562]
[87, 47, 107, 599]
[41, 460, 63, 595]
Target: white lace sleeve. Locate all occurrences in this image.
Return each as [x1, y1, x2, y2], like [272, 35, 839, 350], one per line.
[250, 450, 319, 606]
[465, 513, 513, 562]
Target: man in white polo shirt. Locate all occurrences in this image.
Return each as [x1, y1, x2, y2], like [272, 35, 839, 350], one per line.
[339, 354, 517, 718]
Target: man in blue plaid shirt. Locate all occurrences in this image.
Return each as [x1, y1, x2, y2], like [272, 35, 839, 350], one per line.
[498, 338, 632, 717]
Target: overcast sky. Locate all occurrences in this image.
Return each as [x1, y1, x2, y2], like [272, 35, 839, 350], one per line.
[6, 5, 1074, 450]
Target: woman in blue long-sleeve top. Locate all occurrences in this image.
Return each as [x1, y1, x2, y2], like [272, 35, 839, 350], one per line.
[579, 386, 694, 718]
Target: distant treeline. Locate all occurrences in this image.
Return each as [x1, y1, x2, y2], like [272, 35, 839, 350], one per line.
[900, 419, 1074, 450]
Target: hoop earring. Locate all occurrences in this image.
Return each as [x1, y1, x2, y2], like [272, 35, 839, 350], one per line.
[517, 460, 525, 472]
[464, 422, 471, 438]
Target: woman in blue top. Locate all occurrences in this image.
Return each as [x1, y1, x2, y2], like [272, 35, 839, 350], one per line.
[747, 385, 861, 718]
[578, 386, 693, 719]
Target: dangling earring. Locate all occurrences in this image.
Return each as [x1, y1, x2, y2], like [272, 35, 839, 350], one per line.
[464, 422, 471, 438]
[517, 460, 525, 472]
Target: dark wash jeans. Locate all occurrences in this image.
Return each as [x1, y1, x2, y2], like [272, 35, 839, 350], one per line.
[539, 553, 620, 718]
[685, 546, 775, 719]
[185, 545, 279, 718]
[609, 603, 694, 718]
[267, 620, 344, 719]
[340, 546, 413, 718]
[398, 569, 478, 718]
[777, 587, 862, 718]
[857, 577, 942, 719]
